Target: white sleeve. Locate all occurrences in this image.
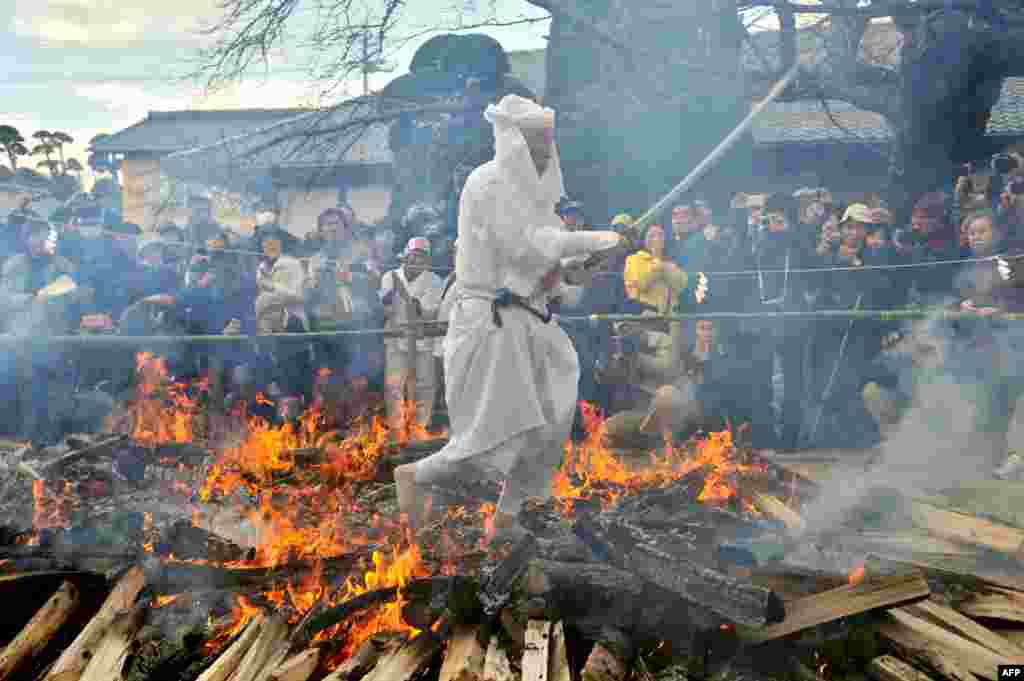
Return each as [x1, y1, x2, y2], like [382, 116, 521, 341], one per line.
[416, 273, 444, 316]
[466, 179, 620, 270]
[379, 270, 395, 301]
[556, 282, 584, 307]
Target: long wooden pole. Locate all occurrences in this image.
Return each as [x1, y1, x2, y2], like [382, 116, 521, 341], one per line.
[630, 61, 802, 231]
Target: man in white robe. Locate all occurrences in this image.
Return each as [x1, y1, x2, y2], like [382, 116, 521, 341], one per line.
[394, 94, 624, 539]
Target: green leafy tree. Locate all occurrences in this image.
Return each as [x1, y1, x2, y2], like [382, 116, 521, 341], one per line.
[0, 125, 29, 172]
[31, 130, 75, 177]
[87, 133, 120, 184]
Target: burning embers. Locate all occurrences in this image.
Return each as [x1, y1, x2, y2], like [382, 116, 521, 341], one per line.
[26, 353, 775, 671]
[553, 403, 765, 513]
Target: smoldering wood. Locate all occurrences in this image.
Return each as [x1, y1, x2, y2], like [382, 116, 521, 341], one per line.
[574, 516, 785, 628]
[157, 518, 251, 563]
[38, 435, 130, 477]
[526, 559, 721, 653]
[145, 549, 375, 594]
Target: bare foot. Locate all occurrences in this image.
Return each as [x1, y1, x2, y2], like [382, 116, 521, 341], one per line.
[394, 464, 424, 530]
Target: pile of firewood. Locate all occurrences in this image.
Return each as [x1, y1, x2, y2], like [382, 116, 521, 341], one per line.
[5, 438, 1024, 680]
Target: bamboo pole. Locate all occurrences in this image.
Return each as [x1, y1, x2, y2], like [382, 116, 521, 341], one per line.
[630, 61, 801, 231]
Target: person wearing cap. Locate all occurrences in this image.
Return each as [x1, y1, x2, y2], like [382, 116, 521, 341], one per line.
[556, 197, 585, 231]
[380, 236, 444, 431]
[393, 94, 625, 539]
[810, 203, 892, 448]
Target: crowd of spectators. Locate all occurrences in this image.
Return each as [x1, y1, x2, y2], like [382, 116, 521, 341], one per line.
[559, 178, 1024, 475]
[4, 174, 1024, 477]
[0, 196, 452, 444]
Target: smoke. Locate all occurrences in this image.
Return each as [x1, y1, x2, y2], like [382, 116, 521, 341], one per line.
[797, 309, 1018, 538]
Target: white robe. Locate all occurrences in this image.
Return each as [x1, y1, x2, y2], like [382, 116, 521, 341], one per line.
[434, 104, 618, 476]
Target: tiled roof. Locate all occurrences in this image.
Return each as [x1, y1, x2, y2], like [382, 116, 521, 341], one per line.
[987, 77, 1024, 137]
[754, 77, 1024, 145]
[160, 98, 391, 182]
[91, 108, 312, 154]
[752, 99, 891, 145]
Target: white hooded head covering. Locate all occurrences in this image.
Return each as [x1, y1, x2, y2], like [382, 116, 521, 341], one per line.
[484, 95, 565, 209]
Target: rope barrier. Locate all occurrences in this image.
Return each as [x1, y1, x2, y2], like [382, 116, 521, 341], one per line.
[5, 307, 1023, 348]
[43, 215, 1024, 278]
[47, 224, 456, 273]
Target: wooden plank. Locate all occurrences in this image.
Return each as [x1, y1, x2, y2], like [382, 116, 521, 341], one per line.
[522, 620, 551, 681]
[738, 570, 930, 644]
[482, 636, 515, 681]
[909, 499, 1024, 557]
[866, 554, 1024, 593]
[231, 614, 290, 681]
[924, 480, 1024, 530]
[877, 623, 975, 681]
[322, 633, 404, 681]
[45, 566, 147, 681]
[196, 616, 264, 681]
[901, 599, 1024, 658]
[752, 493, 805, 532]
[362, 633, 440, 681]
[268, 649, 320, 681]
[548, 621, 571, 681]
[868, 655, 936, 681]
[0, 580, 80, 681]
[78, 603, 145, 681]
[956, 586, 1024, 624]
[883, 607, 1024, 680]
[439, 624, 486, 681]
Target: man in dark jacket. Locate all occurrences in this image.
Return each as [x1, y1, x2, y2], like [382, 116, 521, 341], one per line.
[741, 192, 814, 450]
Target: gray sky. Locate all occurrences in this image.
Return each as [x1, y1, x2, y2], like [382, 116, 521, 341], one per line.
[0, 0, 550, 183]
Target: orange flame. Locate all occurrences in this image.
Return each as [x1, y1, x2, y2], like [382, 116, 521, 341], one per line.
[31, 479, 74, 534]
[122, 352, 204, 445]
[552, 403, 762, 513]
[848, 564, 866, 586]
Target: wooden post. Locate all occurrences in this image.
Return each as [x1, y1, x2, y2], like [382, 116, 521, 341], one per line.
[77, 603, 146, 681]
[522, 620, 552, 681]
[0, 580, 80, 681]
[45, 566, 146, 681]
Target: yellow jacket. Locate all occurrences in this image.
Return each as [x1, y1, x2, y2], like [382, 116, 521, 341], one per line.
[623, 250, 688, 314]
